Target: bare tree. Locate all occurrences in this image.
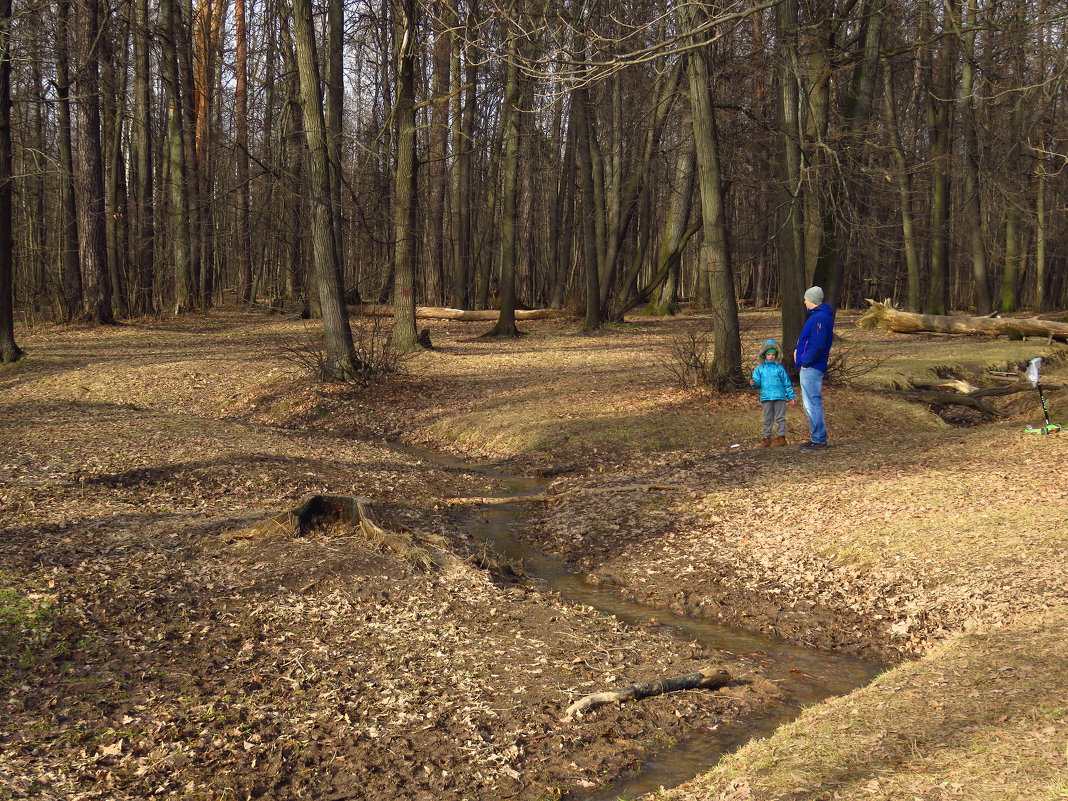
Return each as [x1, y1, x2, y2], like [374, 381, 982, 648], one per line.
[486, 4, 524, 337]
[233, 0, 252, 303]
[291, 0, 360, 377]
[0, 0, 21, 360]
[679, 0, 741, 386]
[391, 0, 422, 350]
[73, 0, 113, 323]
[53, 0, 83, 321]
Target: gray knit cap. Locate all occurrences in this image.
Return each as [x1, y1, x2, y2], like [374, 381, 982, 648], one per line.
[804, 286, 824, 304]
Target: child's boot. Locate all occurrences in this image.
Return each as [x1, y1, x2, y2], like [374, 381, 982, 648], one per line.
[772, 435, 787, 446]
[760, 437, 772, 447]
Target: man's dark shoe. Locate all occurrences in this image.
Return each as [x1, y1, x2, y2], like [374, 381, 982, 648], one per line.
[799, 441, 827, 451]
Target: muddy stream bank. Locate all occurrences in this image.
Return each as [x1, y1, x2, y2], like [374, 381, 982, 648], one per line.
[395, 444, 886, 800]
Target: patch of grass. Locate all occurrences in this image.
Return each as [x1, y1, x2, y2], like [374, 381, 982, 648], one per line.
[0, 582, 57, 661]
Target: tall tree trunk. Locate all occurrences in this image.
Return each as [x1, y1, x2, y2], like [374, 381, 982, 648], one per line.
[958, 0, 990, 313]
[101, 21, 130, 318]
[800, 13, 832, 280]
[161, 0, 192, 312]
[1002, 211, 1021, 312]
[279, 12, 314, 314]
[487, 22, 522, 338]
[549, 99, 575, 310]
[881, 57, 922, 311]
[637, 131, 698, 316]
[73, 0, 113, 323]
[192, 0, 224, 308]
[131, 0, 154, 314]
[326, 0, 352, 300]
[390, 0, 421, 350]
[680, 0, 741, 387]
[425, 0, 450, 307]
[0, 0, 21, 360]
[448, 2, 475, 308]
[573, 65, 601, 331]
[925, 0, 955, 315]
[291, 0, 359, 376]
[177, 0, 202, 305]
[1034, 168, 1047, 313]
[774, 0, 805, 364]
[1000, 0, 1027, 313]
[54, 0, 83, 321]
[28, 56, 47, 313]
[233, 0, 251, 302]
[811, 0, 885, 307]
[598, 65, 681, 319]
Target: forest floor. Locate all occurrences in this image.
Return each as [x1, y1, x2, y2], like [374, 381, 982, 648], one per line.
[1, 307, 1067, 801]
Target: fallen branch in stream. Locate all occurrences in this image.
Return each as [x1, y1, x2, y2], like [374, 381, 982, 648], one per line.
[562, 667, 732, 723]
[445, 484, 685, 506]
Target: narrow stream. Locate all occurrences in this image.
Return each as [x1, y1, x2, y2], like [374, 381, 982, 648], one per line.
[399, 445, 885, 800]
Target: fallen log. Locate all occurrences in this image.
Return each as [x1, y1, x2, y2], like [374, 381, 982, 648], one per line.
[562, 667, 731, 722]
[358, 304, 568, 321]
[857, 300, 1068, 342]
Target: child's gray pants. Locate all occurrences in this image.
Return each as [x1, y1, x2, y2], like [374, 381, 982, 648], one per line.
[762, 400, 787, 438]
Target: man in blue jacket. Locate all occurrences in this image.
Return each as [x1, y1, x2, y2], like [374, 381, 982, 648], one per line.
[794, 286, 834, 450]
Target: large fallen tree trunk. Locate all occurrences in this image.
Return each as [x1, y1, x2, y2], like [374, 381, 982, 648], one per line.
[358, 304, 568, 321]
[562, 667, 731, 722]
[858, 300, 1068, 342]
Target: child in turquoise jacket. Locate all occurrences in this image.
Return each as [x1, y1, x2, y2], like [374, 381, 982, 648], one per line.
[749, 339, 796, 446]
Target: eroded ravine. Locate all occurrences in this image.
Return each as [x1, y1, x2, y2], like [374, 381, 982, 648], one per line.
[394, 444, 886, 800]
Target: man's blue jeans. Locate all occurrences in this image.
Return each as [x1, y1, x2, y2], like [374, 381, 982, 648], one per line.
[799, 366, 827, 445]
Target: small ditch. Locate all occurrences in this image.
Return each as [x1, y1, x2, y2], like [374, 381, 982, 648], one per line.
[393, 444, 887, 801]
